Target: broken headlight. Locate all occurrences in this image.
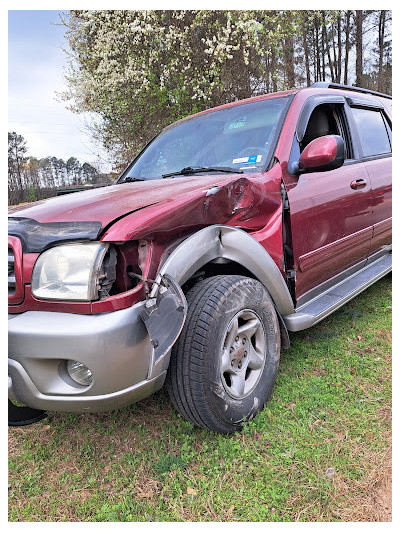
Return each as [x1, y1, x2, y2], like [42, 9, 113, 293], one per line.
[31, 242, 109, 301]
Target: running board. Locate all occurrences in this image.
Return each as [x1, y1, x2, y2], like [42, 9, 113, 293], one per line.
[283, 253, 392, 332]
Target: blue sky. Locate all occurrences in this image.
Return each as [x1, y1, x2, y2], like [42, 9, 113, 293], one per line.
[8, 10, 111, 169]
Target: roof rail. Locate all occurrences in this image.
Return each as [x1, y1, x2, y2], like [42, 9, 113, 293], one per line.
[310, 82, 392, 100]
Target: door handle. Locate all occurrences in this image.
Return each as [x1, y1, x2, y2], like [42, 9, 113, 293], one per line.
[350, 178, 367, 190]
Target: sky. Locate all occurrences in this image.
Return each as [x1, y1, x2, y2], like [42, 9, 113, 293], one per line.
[8, 10, 111, 171]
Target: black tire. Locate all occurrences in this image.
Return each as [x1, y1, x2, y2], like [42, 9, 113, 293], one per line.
[166, 275, 281, 433]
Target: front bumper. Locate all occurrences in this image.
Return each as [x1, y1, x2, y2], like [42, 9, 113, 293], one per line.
[8, 303, 162, 413]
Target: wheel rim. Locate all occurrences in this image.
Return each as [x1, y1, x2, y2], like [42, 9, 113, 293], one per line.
[220, 309, 267, 399]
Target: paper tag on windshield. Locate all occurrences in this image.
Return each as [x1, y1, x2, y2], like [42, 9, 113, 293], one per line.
[232, 155, 262, 164]
[228, 117, 246, 130]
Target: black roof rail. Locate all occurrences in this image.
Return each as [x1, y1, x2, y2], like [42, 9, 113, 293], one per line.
[310, 82, 392, 100]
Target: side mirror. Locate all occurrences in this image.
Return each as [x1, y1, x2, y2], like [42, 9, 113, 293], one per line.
[297, 135, 345, 174]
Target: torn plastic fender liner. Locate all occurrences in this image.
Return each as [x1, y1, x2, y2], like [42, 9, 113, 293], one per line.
[139, 274, 187, 379]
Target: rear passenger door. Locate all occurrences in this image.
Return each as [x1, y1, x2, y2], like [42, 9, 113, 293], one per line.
[347, 101, 392, 258]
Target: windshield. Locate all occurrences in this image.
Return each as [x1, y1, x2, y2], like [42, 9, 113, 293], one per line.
[121, 96, 288, 181]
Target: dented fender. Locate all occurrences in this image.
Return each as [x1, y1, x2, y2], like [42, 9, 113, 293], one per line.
[151, 225, 295, 317]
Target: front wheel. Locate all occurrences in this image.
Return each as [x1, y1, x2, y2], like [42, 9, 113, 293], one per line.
[166, 275, 281, 433]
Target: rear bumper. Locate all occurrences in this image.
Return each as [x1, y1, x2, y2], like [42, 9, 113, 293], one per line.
[8, 303, 164, 413]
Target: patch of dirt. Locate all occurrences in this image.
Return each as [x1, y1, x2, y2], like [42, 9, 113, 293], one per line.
[373, 478, 392, 521]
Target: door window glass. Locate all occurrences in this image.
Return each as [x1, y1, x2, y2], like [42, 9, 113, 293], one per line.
[300, 104, 352, 159]
[351, 107, 391, 157]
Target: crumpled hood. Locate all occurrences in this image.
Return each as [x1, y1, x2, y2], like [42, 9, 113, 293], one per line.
[9, 166, 285, 249]
[8, 166, 286, 280]
[8, 173, 249, 228]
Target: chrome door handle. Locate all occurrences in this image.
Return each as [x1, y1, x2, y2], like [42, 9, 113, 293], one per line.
[350, 179, 367, 190]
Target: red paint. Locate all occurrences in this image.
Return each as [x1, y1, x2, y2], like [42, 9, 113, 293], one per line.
[364, 157, 392, 254]
[299, 136, 337, 170]
[22, 253, 39, 284]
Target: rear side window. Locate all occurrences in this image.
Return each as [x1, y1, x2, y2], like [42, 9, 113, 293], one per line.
[351, 107, 391, 157]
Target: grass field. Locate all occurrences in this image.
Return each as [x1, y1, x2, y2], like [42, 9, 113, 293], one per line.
[8, 275, 392, 522]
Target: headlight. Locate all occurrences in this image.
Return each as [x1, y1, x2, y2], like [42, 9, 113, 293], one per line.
[31, 242, 109, 301]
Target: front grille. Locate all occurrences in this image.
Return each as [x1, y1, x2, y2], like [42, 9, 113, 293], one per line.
[8, 236, 24, 304]
[8, 247, 16, 296]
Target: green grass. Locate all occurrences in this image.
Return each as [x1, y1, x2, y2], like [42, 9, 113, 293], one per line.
[8, 275, 392, 522]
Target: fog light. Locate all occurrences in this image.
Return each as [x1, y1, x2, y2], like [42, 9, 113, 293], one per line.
[66, 360, 93, 386]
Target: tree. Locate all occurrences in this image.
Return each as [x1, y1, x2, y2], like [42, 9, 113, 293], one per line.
[26, 157, 42, 200]
[55, 10, 390, 168]
[8, 132, 28, 205]
[50, 157, 66, 187]
[80, 162, 99, 184]
[355, 10, 363, 86]
[375, 10, 391, 93]
[300, 12, 312, 86]
[28, 183, 36, 202]
[66, 156, 81, 184]
[343, 10, 353, 85]
[60, 10, 288, 166]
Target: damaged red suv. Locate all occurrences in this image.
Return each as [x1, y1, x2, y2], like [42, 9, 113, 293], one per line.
[8, 83, 392, 432]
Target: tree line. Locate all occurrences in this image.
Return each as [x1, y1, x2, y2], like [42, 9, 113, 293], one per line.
[60, 9, 392, 167]
[8, 131, 111, 206]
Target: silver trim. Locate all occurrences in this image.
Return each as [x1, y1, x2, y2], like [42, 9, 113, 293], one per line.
[8, 359, 166, 413]
[283, 252, 391, 331]
[8, 247, 15, 295]
[8, 302, 158, 412]
[152, 225, 294, 316]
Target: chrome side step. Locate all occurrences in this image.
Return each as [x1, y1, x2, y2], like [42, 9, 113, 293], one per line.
[283, 253, 392, 332]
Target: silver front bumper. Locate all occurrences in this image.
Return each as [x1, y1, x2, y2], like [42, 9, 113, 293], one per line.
[8, 302, 165, 413]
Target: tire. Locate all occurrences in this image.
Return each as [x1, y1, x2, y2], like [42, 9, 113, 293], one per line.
[166, 275, 281, 433]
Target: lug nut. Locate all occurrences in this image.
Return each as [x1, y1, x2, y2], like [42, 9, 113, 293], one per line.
[230, 347, 234, 354]
[242, 338, 246, 345]
[244, 351, 247, 357]
[231, 361, 235, 367]
[238, 362, 242, 369]
[235, 336, 239, 342]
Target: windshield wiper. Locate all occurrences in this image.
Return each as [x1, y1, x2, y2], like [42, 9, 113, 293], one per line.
[162, 166, 243, 178]
[122, 176, 146, 183]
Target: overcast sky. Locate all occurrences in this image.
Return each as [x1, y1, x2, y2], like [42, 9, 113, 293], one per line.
[8, 10, 111, 170]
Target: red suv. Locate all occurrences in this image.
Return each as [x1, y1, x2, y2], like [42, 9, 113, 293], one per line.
[8, 83, 392, 432]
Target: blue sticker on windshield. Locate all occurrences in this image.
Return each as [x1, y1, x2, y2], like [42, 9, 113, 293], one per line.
[232, 155, 262, 165]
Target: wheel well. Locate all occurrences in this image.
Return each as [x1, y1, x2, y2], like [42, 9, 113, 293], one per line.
[182, 260, 290, 350]
[182, 259, 255, 293]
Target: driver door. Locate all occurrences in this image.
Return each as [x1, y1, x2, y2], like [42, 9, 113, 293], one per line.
[286, 101, 372, 302]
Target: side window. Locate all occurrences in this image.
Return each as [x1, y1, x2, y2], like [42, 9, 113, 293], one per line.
[351, 107, 391, 157]
[300, 104, 352, 159]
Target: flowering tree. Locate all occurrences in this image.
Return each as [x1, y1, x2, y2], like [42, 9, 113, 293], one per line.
[60, 10, 287, 166]
[60, 10, 391, 168]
